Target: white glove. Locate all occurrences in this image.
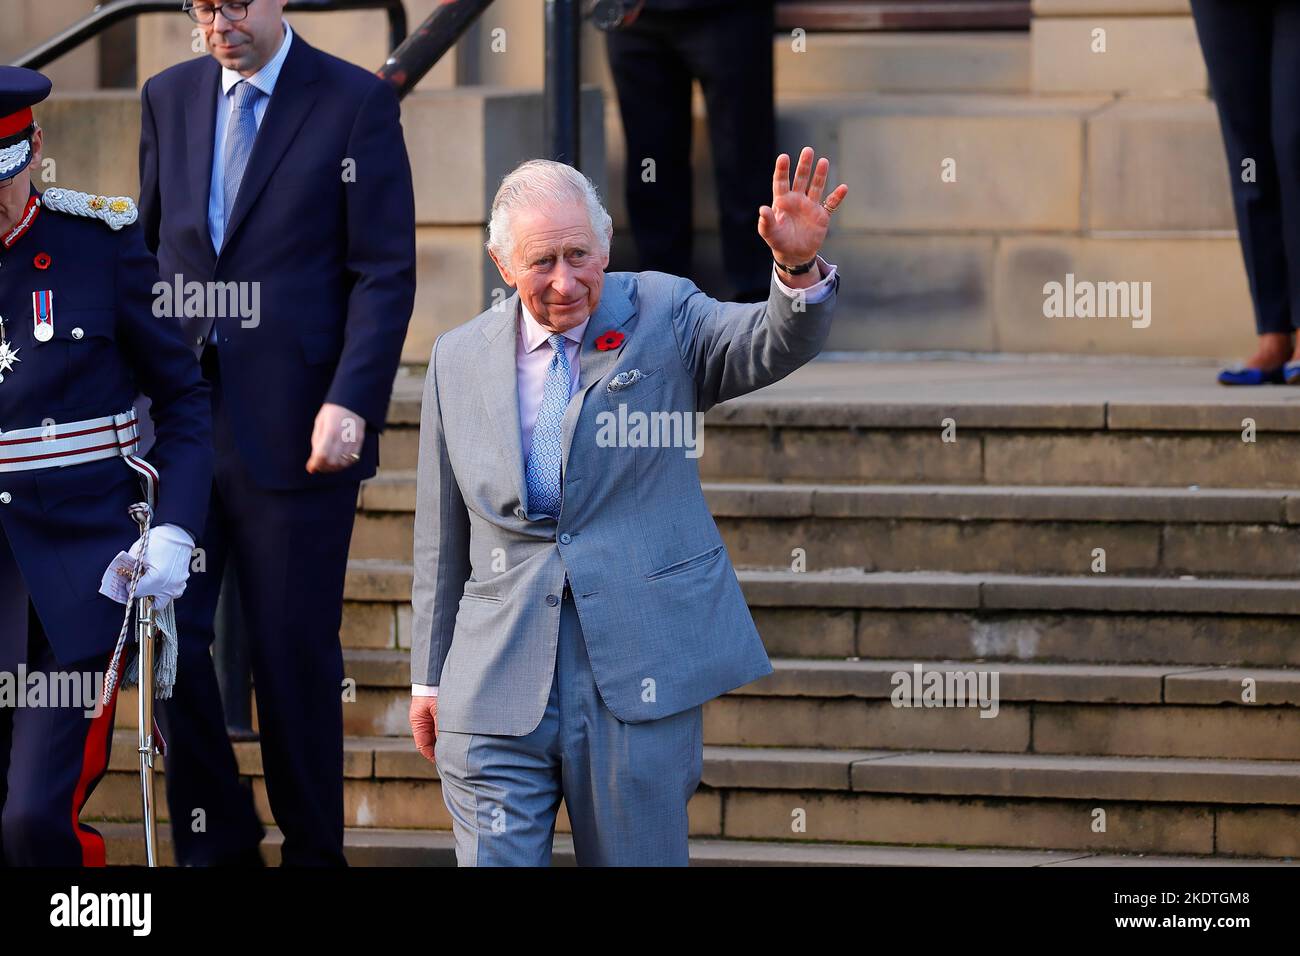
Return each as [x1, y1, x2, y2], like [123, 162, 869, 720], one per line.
[124, 524, 195, 610]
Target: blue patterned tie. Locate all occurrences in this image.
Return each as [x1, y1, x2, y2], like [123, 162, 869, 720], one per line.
[526, 333, 572, 518]
[221, 80, 262, 246]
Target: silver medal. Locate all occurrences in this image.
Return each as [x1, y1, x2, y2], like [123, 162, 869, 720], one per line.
[32, 290, 53, 342]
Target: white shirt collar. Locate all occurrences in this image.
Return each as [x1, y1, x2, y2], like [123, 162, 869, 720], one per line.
[519, 297, 589, 353]
[221, 20, 294, 96]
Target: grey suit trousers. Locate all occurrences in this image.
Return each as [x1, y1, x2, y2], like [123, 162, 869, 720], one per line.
[434, 588, 704, 866]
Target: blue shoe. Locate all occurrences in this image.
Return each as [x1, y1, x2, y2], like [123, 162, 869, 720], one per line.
[1218, 364, 1285, 386]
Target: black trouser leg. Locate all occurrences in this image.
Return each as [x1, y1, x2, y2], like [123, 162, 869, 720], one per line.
[1191, 0, 1292, 334]
[225, 467, 355, 868]
[1268, 3, 1300, 331]
[606, 16, 696, 275]
[682, 2, 777, 301]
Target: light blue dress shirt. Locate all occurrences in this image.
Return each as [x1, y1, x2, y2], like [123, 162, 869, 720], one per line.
[207, 20, 295, 253]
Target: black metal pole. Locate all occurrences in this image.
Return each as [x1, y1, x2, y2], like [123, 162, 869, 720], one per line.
[544, 0, 581, 169]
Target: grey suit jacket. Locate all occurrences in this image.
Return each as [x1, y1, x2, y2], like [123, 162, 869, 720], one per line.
[411, 269, 838, 736]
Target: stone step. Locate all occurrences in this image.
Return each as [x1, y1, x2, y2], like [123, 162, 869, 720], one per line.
[96, 822, 1290, 867]
[704, 482, 1300, 578]
[335, 648, 1300, 702]
[376, 413, 1300, 490]
[353, 475, 1300, 578]
[773, 32, 1030, 96]
[88, 736, 1300, 858]
[342, 562, 1300, 667]
[694, 415, 1300, 489]
[95, 822, 1293, 867]
[378, 361, 1300, 489]
[347, 562, 1300, 619]
[309, 650, 1300, 758]
[348, 564, 1300, 616]
[739, 570, 1300, 616]
[361, 471, 1300, 524]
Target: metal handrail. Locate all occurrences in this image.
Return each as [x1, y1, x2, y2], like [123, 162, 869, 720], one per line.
[377, 0, 494, 97]
[377, 0, 579, 163]
[11, 0, 408, 71]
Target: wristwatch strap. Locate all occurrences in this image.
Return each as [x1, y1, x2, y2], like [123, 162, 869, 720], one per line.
[775, 256, 818, 276]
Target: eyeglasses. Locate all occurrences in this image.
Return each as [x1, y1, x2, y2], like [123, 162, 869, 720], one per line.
[184, 1, 256, 25]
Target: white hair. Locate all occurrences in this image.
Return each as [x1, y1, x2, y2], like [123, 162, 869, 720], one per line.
[486, 159, 613, 265]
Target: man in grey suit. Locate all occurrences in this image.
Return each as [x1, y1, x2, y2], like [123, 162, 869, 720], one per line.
[409, 147, 848, 866]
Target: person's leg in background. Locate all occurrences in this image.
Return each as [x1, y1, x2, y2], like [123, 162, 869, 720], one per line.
[226, 471, 356, 867]
[1190, 0, 1292, 383]
[606, 12, 696, 276]
[0, 605, 119, 866]
[684, 0, 778, 302]
[1268, 3, 1300, 377]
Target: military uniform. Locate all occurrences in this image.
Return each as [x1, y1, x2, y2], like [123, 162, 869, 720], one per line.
[0, 67, 213, 866]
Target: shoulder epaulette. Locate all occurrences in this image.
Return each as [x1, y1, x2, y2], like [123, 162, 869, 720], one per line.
[40, 187, 138, 231]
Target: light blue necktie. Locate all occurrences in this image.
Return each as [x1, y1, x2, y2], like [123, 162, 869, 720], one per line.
[221, 80, 263, 245]
[526, 333, 572, 518]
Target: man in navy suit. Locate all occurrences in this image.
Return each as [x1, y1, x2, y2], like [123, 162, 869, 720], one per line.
[138, 0, 416, 865]
[0, 66, 212, 866]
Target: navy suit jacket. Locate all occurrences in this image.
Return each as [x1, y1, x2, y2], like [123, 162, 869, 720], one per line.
[138, 32, 416, 489]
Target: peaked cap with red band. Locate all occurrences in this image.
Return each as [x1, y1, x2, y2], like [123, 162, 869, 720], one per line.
[0, 66, 51, 182]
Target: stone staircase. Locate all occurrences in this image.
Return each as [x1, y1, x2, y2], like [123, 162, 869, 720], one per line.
[34, 0, 1292, 866]
[88, 359, 1300, 864]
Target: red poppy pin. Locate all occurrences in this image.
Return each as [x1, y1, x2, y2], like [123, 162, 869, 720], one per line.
[33, 252, 50, 270]
[595, 330, 624, 351]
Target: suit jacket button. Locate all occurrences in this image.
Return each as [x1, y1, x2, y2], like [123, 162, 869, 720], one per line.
[545, 594, 559, 607]
[559, 533, 571, 544]
[196, 335, 205, 347]
[71, 327, 84, 340]
[0, 492, 11, 504]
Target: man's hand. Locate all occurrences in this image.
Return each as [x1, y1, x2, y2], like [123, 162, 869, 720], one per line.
[758, 146, 848, 277]
[306, 402, 366, 474]
[410, 695, 438, 763]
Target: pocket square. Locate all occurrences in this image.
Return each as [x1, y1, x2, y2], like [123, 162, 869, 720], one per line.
[606, 369, 644, 392]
